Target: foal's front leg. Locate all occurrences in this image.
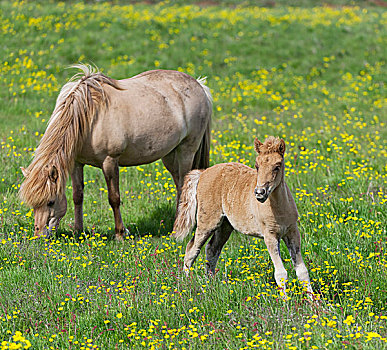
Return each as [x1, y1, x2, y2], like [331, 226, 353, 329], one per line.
[71, 162, 84, 232]
[283, 226, 314, 297]
[102, 156, 128, 241]
[264, 233, 288, 298]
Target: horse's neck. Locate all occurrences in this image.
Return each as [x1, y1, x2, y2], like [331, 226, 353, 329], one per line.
[267, 180, 291, 209]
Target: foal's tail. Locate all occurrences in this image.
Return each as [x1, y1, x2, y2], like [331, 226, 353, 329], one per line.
[172, 170, 203, 241]
[192, 77, 212, 170]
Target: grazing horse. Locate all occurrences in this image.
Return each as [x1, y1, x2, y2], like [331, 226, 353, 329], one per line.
[173, 137, 314, 298]
[20, 64, 212, 240]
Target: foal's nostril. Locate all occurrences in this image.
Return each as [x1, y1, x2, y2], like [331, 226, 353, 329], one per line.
[256, 188, 266, 196]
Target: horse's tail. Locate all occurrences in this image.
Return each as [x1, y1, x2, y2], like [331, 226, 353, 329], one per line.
[172, 169, 203, 241]
[192, 77, 212, 169]
[196, 76, 213, 107]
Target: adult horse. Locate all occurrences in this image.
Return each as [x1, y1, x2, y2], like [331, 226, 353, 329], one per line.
[20, 64, 212, 240]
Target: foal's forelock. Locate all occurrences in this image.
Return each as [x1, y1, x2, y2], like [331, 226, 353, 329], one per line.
[255, 136, 285, 156]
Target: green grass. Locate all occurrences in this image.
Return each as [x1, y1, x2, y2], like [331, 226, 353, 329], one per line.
[0, 0, 386, 349]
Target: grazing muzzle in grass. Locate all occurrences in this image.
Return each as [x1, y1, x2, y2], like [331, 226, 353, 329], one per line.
[33, 195, 67, 237]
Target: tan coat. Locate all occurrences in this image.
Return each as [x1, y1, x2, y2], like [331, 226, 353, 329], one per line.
[195, 162, 298, 239]
[20, 65, 212, 239]
[173, 137, 314, 299]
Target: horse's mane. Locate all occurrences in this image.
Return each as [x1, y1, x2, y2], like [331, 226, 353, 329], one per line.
[258, 136, 284, 155]
[20, 64, 122, 208]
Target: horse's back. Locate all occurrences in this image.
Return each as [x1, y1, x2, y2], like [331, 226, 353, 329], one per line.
[195, 163, 258, 232]
[78, 70, 211, 167]
[108, 69, 211, 137]
[197, 163, 255, 200]
[119, 69, 209, 108]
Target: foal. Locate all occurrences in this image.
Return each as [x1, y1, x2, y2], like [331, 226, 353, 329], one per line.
[173, 136, 314, 297]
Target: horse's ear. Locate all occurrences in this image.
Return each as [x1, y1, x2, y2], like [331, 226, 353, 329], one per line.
[49, 166, 59, 183]
[20, 167, 29, 177]
[278, 139, 286, 156]
[254, 138, 263, 153]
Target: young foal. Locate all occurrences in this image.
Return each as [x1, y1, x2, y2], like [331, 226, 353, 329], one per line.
[173, 136, 313, 297]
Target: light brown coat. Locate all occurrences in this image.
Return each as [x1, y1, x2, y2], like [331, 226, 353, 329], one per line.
[20, 64, 212, 239]
[173, 137, 314, 298]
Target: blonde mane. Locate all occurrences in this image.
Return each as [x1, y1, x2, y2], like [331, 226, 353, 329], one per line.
[20, 64, 122, 208]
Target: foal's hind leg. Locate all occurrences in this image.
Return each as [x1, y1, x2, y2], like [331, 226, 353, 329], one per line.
[184, 228, 215, 275]
[71, 162, 84, 232]
[205, 219, 233, 276]
[283, 226, 314, 297]
[102, 156, 128, 241]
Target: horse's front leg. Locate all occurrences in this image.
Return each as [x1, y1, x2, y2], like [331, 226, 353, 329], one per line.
[264, 232, 288, 299]
[102, 156, 127, 241]
[71, 162, 84, 232]
[283, 226, 314, 298]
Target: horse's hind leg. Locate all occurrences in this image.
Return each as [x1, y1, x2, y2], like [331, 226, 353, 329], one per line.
[162, 146, 196, 206]
[283, 226, 314, 297]
[71, 162, 84, 232]
[184, 228, 214, 275]
[102, 156, 127, 241]
[205, 219, 233, 276]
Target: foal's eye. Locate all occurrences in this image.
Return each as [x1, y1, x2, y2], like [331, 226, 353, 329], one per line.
[274, 165, 281, 172]
[47, 200, 55, 207]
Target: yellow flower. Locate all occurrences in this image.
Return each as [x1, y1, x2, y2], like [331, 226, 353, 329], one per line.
[343, 315, 355, 326]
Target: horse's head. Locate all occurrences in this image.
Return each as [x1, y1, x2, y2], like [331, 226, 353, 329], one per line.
[21, 165, 67, 237]
[253, 136, 285, 203]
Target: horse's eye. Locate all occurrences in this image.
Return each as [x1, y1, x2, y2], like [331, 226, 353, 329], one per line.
[47, 200, 55, 207]
[255, 164, 259, 170]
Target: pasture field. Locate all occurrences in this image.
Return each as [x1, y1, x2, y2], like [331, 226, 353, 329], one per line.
[0, 0, 386, 349]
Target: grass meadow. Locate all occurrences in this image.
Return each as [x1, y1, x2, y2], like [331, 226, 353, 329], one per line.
[0, 0, 386, 349]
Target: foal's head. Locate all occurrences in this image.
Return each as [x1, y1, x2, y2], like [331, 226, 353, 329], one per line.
[20, 165, 67, 237]
[253, 136, 286, 203]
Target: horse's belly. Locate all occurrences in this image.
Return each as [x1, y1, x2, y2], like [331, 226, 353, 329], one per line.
[117, 145, 176, 166]
[77, 112, 184, 167]
[227, 214, 265, 238]
[77, 135, 180, 167]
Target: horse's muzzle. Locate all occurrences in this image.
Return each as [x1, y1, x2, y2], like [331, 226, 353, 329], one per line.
[35, 226, 50, 237]
[254, 187, 268, 203]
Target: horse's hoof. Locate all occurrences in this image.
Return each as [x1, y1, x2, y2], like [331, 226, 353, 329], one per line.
[115, 234, 125, 242]
[115, 227, 129, 242]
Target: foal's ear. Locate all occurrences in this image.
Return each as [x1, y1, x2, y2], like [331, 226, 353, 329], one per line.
[48, 166, 59, 183]
[254, 138, 263, 153]
[278, 139, 286, 156]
